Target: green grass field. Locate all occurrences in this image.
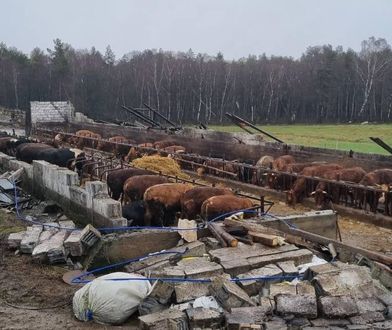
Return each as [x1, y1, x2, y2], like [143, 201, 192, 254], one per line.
[208, 124, 392, 155]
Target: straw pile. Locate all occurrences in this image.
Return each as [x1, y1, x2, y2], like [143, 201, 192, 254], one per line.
[131, 155, 190, 179]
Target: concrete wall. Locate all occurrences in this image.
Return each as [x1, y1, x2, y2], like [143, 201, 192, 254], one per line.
[0, 152, 126, 228]
[0, 106, 25, 127]
[30, 101, 75, 124]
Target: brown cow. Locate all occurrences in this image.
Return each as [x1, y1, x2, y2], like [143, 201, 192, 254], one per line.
[286, 164, 343, 206]
[180, 187, 234, 219]
[311, 167, 366, 209]
[143, 183, 193, 226]
[74, 130, 102, 149]
[201, 195, 254, 221]
[267, 161, 327, 190]
[358, 169, 392, 212]
[272, 155, 295, 171]
[123, 175, 169, 203]
[107, 168, 153, 200]
[154, 140, 176, 149]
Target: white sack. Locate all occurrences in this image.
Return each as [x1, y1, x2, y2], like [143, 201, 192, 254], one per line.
[73, 272, 151, 325]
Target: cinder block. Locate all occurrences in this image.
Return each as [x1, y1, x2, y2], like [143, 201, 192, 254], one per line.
[69, 186, 87, 206]
[8, 160, 33, 180]
[92, 198, 122, 218]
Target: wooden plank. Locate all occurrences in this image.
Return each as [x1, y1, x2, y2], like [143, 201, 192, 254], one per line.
[248, 231, 281, 247]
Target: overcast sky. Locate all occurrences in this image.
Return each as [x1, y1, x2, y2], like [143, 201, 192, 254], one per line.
[1, 0, 391, 59]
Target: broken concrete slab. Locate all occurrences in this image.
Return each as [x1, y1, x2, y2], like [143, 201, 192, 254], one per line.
[269, 282, 297, 297]
[247, 249, 314, 270]
[209, 243, 298, 264]
[175, 282, 210, 303]
[148, 280, 174, 305]
[296, 281, 316, 295]
[20, 225, 43, 254]
[32, 229, 70, 263]
[177, 257, 223, 279]
[210, 276, 255, 310]
[144, 266, 186, 279]
[319, 295, 359, 318]
[138, 297, 167, 316]
[186, 307, 223, 329]
[350, 311, 385, 325]
[200, 237, 220, 252]
[275, 293, 317, 318]
[8, 231, 26, 249]
[310, 318, 350, 327]
[355, 297, 386, 313]
[237, 264, 283, 296]
[263, 316, 288, 330]
[170, 302, 192, 312]
[138, 308, 188, 330]
[177, 218, 198, 243]
[277, 260, 298, 276]
[125, 240, 206, 273]
[225, 306, 269, 330]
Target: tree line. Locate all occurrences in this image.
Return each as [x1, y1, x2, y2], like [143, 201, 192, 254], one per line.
[0, 37, 391, 125]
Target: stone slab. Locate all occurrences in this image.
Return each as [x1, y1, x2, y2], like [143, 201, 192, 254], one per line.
[350, 311, 385, 325]
[275, 293, 317, 318]
[226, 306, 268, 330]
[186, 307, 224, 329]
[138, 309, 188, 330]
[237, 264, 282, 296]
[177, 257, 223, 279]
[175, 282, 210, 303]
[210, 277, 255, 311]
[269, 282, 297, 297]
[319, 295, 359, 318]
[277, 260, 298, 276]
[20, 225, 43, 254]
[8, 231, 26, 249]
[247, 249, 314, 269]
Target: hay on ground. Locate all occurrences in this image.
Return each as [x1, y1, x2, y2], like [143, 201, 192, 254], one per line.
[132, 155, 190, 179]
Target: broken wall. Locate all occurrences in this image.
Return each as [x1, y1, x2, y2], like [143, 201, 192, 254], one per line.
[0, 152, 126, 229]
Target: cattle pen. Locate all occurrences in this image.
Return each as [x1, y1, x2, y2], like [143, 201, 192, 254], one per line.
[32, 125, 392, 228]
[3, 119, 392, 329]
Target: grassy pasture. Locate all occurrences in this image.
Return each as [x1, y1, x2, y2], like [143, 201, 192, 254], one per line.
[208, 124, 392, 155]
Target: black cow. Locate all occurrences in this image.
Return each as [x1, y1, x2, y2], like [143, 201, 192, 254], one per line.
[122, 201, 145, 226]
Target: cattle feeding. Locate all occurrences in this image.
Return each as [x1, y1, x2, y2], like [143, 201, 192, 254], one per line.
[285, 163, 343, 206]
[180, 186, 234, 219]
[122, 175, 170, 203]
[143, 183, 193, 226]
[201, 194, 254, 221]
[106, 168, 153, 200]
[310, 167, 367, 210]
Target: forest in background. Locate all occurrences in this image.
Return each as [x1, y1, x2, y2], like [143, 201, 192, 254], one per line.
[0, 37, 391, 125]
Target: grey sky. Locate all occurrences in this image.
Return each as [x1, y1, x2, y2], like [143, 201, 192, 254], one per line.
[1, 0, 391, 59]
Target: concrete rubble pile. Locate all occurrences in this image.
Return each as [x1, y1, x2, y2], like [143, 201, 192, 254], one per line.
[8, 220, 101, 264]
[125, 240, 392, 329]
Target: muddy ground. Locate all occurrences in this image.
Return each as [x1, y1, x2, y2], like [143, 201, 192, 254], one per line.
[1, 194, 392, 329]
[0, 211, 139, 330]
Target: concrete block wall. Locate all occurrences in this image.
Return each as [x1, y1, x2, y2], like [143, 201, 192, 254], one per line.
[0, 152, 126, 228]
[30, 101, 75, 124]
[0, 107, 25, 126]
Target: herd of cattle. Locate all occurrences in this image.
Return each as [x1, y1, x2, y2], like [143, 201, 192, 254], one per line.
[107, 167, 254, 226]
[1, 128, 392, 227]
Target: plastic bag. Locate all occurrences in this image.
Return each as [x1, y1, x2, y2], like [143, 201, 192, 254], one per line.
[73, 272, 151, 325]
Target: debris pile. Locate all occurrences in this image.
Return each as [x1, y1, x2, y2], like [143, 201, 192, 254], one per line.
[132, 155, 190, 179]
[114, 236, 392, 329]
[8, 220, 101, 264]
